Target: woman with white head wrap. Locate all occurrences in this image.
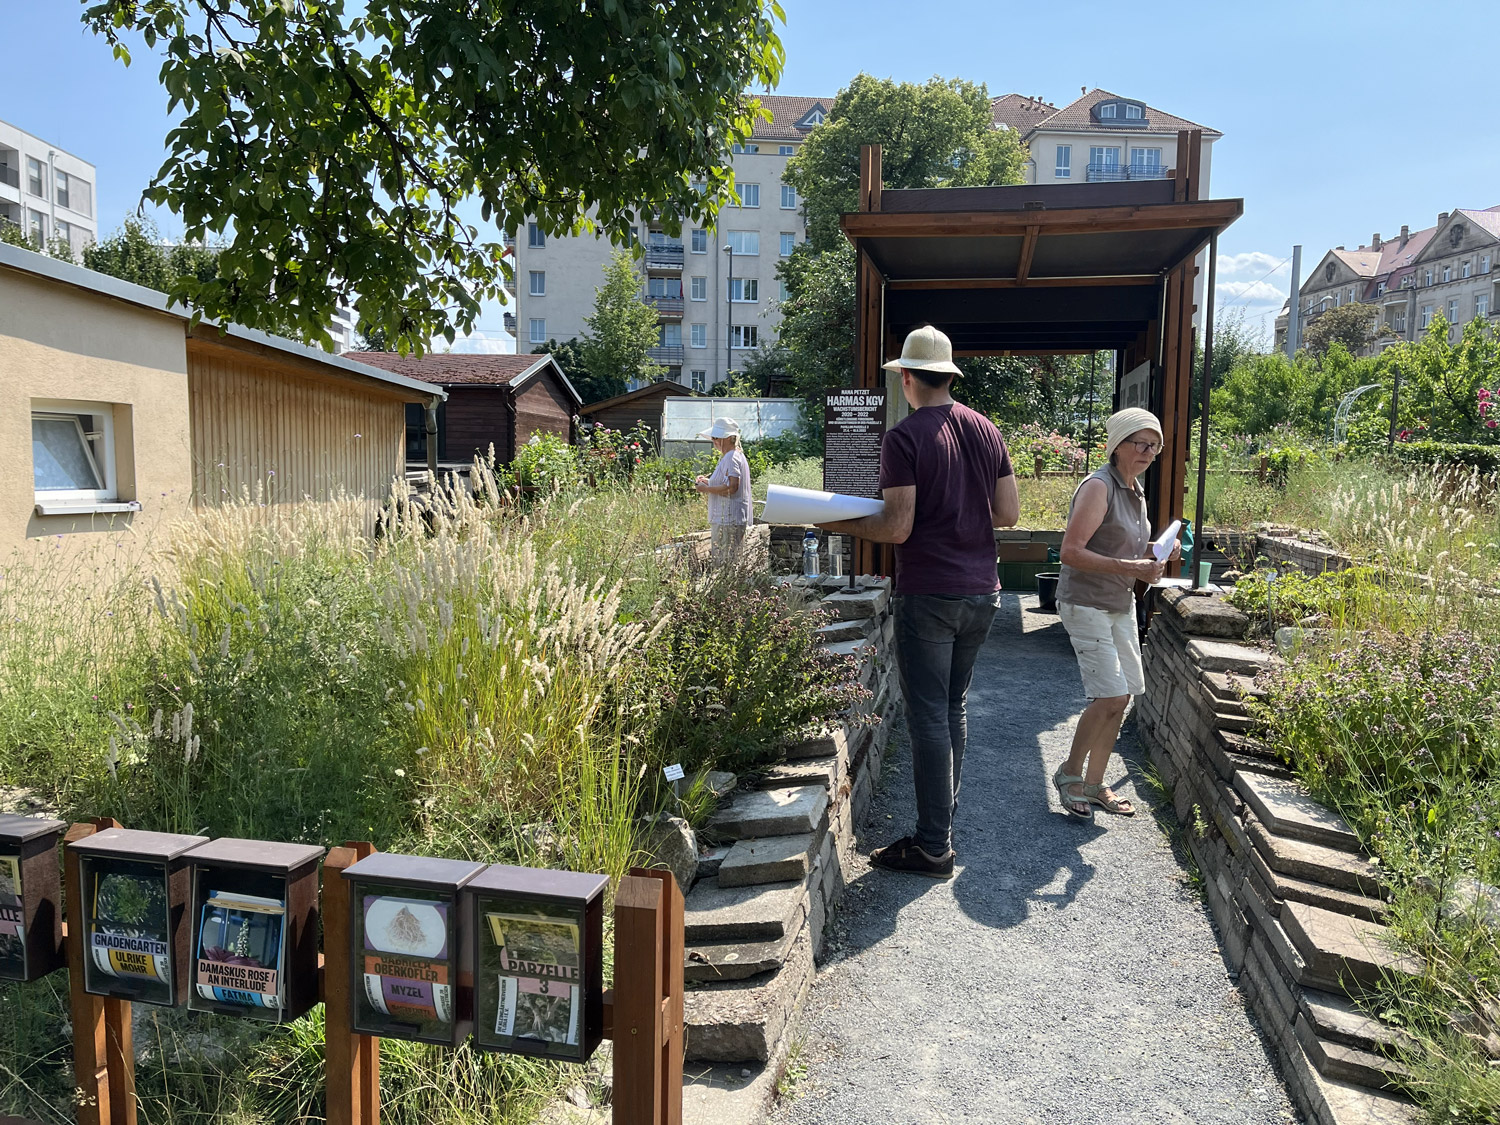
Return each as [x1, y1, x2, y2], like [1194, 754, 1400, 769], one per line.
[1051, 408, 1178, 821]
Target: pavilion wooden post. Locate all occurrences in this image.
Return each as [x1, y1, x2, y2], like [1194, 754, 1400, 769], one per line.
[323, 842, 379, 1125]
[853, 143, 887, 579]
[609, 869, 684, 1125]
[64, 817, 136, 1125]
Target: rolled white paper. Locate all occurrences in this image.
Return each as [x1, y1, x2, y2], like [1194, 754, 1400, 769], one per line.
[1152, 520, 1181, 562]
[759, 484, 885, 525]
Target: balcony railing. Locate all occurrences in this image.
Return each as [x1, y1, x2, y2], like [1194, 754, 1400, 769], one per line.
[503, 313, 516, 334]
[648, 345, 685, 365]
[1085, 163, 1169, 182]
[0, 165, 18, 189]
[644, 244, 685, 270]
[646, 295, 684, 317]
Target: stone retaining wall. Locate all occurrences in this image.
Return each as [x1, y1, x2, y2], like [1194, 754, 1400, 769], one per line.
[674, 576, 900, 1064]
[1135, 589, 1421, 1125]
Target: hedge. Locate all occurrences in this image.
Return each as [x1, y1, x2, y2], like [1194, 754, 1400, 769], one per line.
[1387, 440, 1500, 473]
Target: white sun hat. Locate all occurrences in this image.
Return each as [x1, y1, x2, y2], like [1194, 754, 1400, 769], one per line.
[698, 416, 742, 439]
[881, 324, 961, 376]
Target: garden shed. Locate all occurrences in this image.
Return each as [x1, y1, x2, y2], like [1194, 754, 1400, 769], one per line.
[841, 132, 1242, 575]
[356, 352, 583, 470]
[0, 242, 444, 558]
[579, 380, 703, 442]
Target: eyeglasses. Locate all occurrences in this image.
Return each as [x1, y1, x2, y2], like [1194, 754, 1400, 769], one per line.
[1126, 439, 1162, 456]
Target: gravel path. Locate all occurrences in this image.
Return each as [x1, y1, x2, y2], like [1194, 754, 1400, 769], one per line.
[771, 593, 1300, 1125]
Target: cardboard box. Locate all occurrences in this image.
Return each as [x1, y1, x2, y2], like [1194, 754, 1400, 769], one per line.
[995, 540, 1050, 563]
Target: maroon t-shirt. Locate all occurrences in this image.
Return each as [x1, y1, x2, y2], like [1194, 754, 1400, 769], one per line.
[877, 402, 1013, 596]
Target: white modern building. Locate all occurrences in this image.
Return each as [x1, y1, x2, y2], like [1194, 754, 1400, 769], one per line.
[0, 119, 96, 261]
[991, 88, 1219, 190]
[509, 95, 829, 393]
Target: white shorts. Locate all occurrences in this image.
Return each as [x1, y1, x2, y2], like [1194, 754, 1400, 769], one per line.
[1058, 601, 1145, 699]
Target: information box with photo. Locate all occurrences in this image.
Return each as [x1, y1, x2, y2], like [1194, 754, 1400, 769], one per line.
[187, 839, 323, 1023]
[468, 865, 607, 1062]
[0, 814, 66, 982]
[70, 828, 208, 1006]
[343, 853, 486, 1045]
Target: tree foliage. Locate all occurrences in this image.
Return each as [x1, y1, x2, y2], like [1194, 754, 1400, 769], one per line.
[1302, 301, 1377, 358]
[578, 251, 663, 401]
[784, 74, 1027, 252]
[83, 0, 786, 350]
[531, 337, 607, 405]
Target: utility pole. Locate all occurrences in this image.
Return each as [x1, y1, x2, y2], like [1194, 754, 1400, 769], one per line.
[1285, 244, 1302, 357]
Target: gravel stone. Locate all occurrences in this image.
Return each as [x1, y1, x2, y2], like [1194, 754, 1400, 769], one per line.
[771, 593, 1302, 1125]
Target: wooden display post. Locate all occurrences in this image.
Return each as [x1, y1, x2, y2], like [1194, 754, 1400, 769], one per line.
[607, 868, 685, 1125]
[322, 842, 380, 1125]
[63, 818, 134, 1125]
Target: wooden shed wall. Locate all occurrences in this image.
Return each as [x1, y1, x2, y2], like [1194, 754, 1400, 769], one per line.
[440, 387, 512, 464]
[584, 390, 678, 436]
[188, 341, 407, 507]
[514, 374, 575, 447]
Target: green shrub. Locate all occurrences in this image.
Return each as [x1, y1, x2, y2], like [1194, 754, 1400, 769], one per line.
[1388, 441, 1500, 474]
[507, 431, 582, 491]
[1225, 565, 1413, 633]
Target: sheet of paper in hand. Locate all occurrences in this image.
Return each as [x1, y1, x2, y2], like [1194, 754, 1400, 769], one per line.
[1152, 520, 1182, 562]
[759, 484, 885, 525]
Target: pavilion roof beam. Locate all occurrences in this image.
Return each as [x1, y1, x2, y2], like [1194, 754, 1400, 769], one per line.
[886, 274, 1161, 291]
[840, 199, 1243, 241]
[1015, 225, 1040, 286]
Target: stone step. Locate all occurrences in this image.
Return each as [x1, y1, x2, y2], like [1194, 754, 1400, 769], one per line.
[696, 844, 732, 880]
[814, 617, 873, 644]
[708, 785, 829, 841]
[685, 928, 815, 1063]
[1201, 667, 1267, 703]
[1207, 732, 1294, 784]
[718, 833, 817, 889]
[754, 756, 838, 791]
[683, 876, 807, 944]
[1185, 636, 1277, 676]
[684, 924, 799, 984]
[1299, 989, 1409, 1057]
[820, 637, 877, 664]
[1280, 900, 1421, 995]
[1235, 771, 1361, 853]
[783, 726, 847, 761]
[1246, 843, 1388, 925]
[1215, 709, 1254, 733]
[1247, 815, 1384, 898]
[1294, 1012, 1411, 1090]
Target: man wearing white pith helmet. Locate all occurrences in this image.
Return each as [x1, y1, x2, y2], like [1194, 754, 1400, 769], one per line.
[694, 416, 753, 566]
[820, 325, 1020, 878]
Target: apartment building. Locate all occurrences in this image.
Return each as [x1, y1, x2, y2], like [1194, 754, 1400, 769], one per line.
[991, 88, 1219, 190]
[1275, 207, 1500, 355]
[509, 95, 829, 393]
[0, 119, 97, 261]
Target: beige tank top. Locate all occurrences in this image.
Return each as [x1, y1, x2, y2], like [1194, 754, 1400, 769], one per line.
[1056, 464, 1150, 613]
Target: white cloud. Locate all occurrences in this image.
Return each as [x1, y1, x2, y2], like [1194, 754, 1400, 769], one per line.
[433, 330, 516, 355]
[1214, 249, 1296, 342]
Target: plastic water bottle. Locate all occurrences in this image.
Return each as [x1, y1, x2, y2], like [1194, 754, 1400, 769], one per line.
[802, 532, 820, 578]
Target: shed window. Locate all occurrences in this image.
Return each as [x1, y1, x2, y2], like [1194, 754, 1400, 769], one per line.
[31, 401, 132, 514]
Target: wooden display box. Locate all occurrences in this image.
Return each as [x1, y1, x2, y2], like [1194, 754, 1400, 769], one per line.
[342, 852, 486, 1045]
[186, 839, 325, 1023]
[0, 813, 67, 982]
[467, 865, 608, 1063]
[995, 540, 1050, 564]
[68, 828, 208, 1007]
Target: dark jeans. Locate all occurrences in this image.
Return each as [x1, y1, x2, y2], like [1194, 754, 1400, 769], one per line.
[891, 593, 1000, 856]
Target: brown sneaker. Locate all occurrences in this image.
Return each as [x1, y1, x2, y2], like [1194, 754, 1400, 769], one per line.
[869, 836, 954, 879]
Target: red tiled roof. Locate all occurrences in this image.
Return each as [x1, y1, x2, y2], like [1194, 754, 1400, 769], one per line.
[990, 93, 1058, 132]
[1457, 208, 1500, 240]
[354, 351, 549, 387]
[750, 95, 831, 141]
[1011, 88, 1221, 139]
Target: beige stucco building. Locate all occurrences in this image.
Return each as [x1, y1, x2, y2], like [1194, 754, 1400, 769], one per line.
[1274, 207, 1500, 356]
[509, 95, 829, 392]
[1, 242, 443, 560]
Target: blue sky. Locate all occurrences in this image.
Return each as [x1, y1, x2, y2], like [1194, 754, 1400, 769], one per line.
[3, 0, 1495, 347]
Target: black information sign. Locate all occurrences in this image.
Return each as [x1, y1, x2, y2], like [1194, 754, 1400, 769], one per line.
[823, 388, 888, 499]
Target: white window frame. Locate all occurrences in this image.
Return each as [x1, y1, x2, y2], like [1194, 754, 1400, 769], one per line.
[780, 184, 798, 209]
[1442, 265, 1451, 283]
[660, 323, 682, 348]
[778, 279, 790, 301]
[690, 276, 707, 301]
[527, 222, 545, 249]
[691, 229, 708, 254]
[726, 231, 759, 255]
[1099, 104, 1117, 119]
[780, 232, 796, 257]
[1448, 299, 1460, 322]
[529, 317, 547, 343]
[1477, 294, 1491, 318]
[779, 145, 795, 156]
[27, 210, 45, 244]
[1054, 145, 1071, 178]
[26, 157, 45, 198]
[528, 270, 545, 296]
[732, 143, 760, 154]
[1462, 260, 1472, 278]
[690, 323, 707, 348]
[1420, 305, 1433, 329]
[731, 325, 759, 349]
[1483, 255, 1492, 274]
[729, 278, 759, 303]
[1423, 269, 1432, 286]
[31, 400, 136, 514]
[690, 369, 707, 391]
[736, 183, 760, 208]
[1125, 103, 1143, 120]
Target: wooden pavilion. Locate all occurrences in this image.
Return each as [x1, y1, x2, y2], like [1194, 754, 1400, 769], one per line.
[841, 131, 1242, 577]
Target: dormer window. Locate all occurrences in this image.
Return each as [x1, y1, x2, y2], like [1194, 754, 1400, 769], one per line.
[794, 104, 828, 131]
[1091, 99, 1148, 126]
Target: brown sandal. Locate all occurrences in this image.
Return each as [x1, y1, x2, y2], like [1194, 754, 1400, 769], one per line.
[1082, 783, 1135, 817]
